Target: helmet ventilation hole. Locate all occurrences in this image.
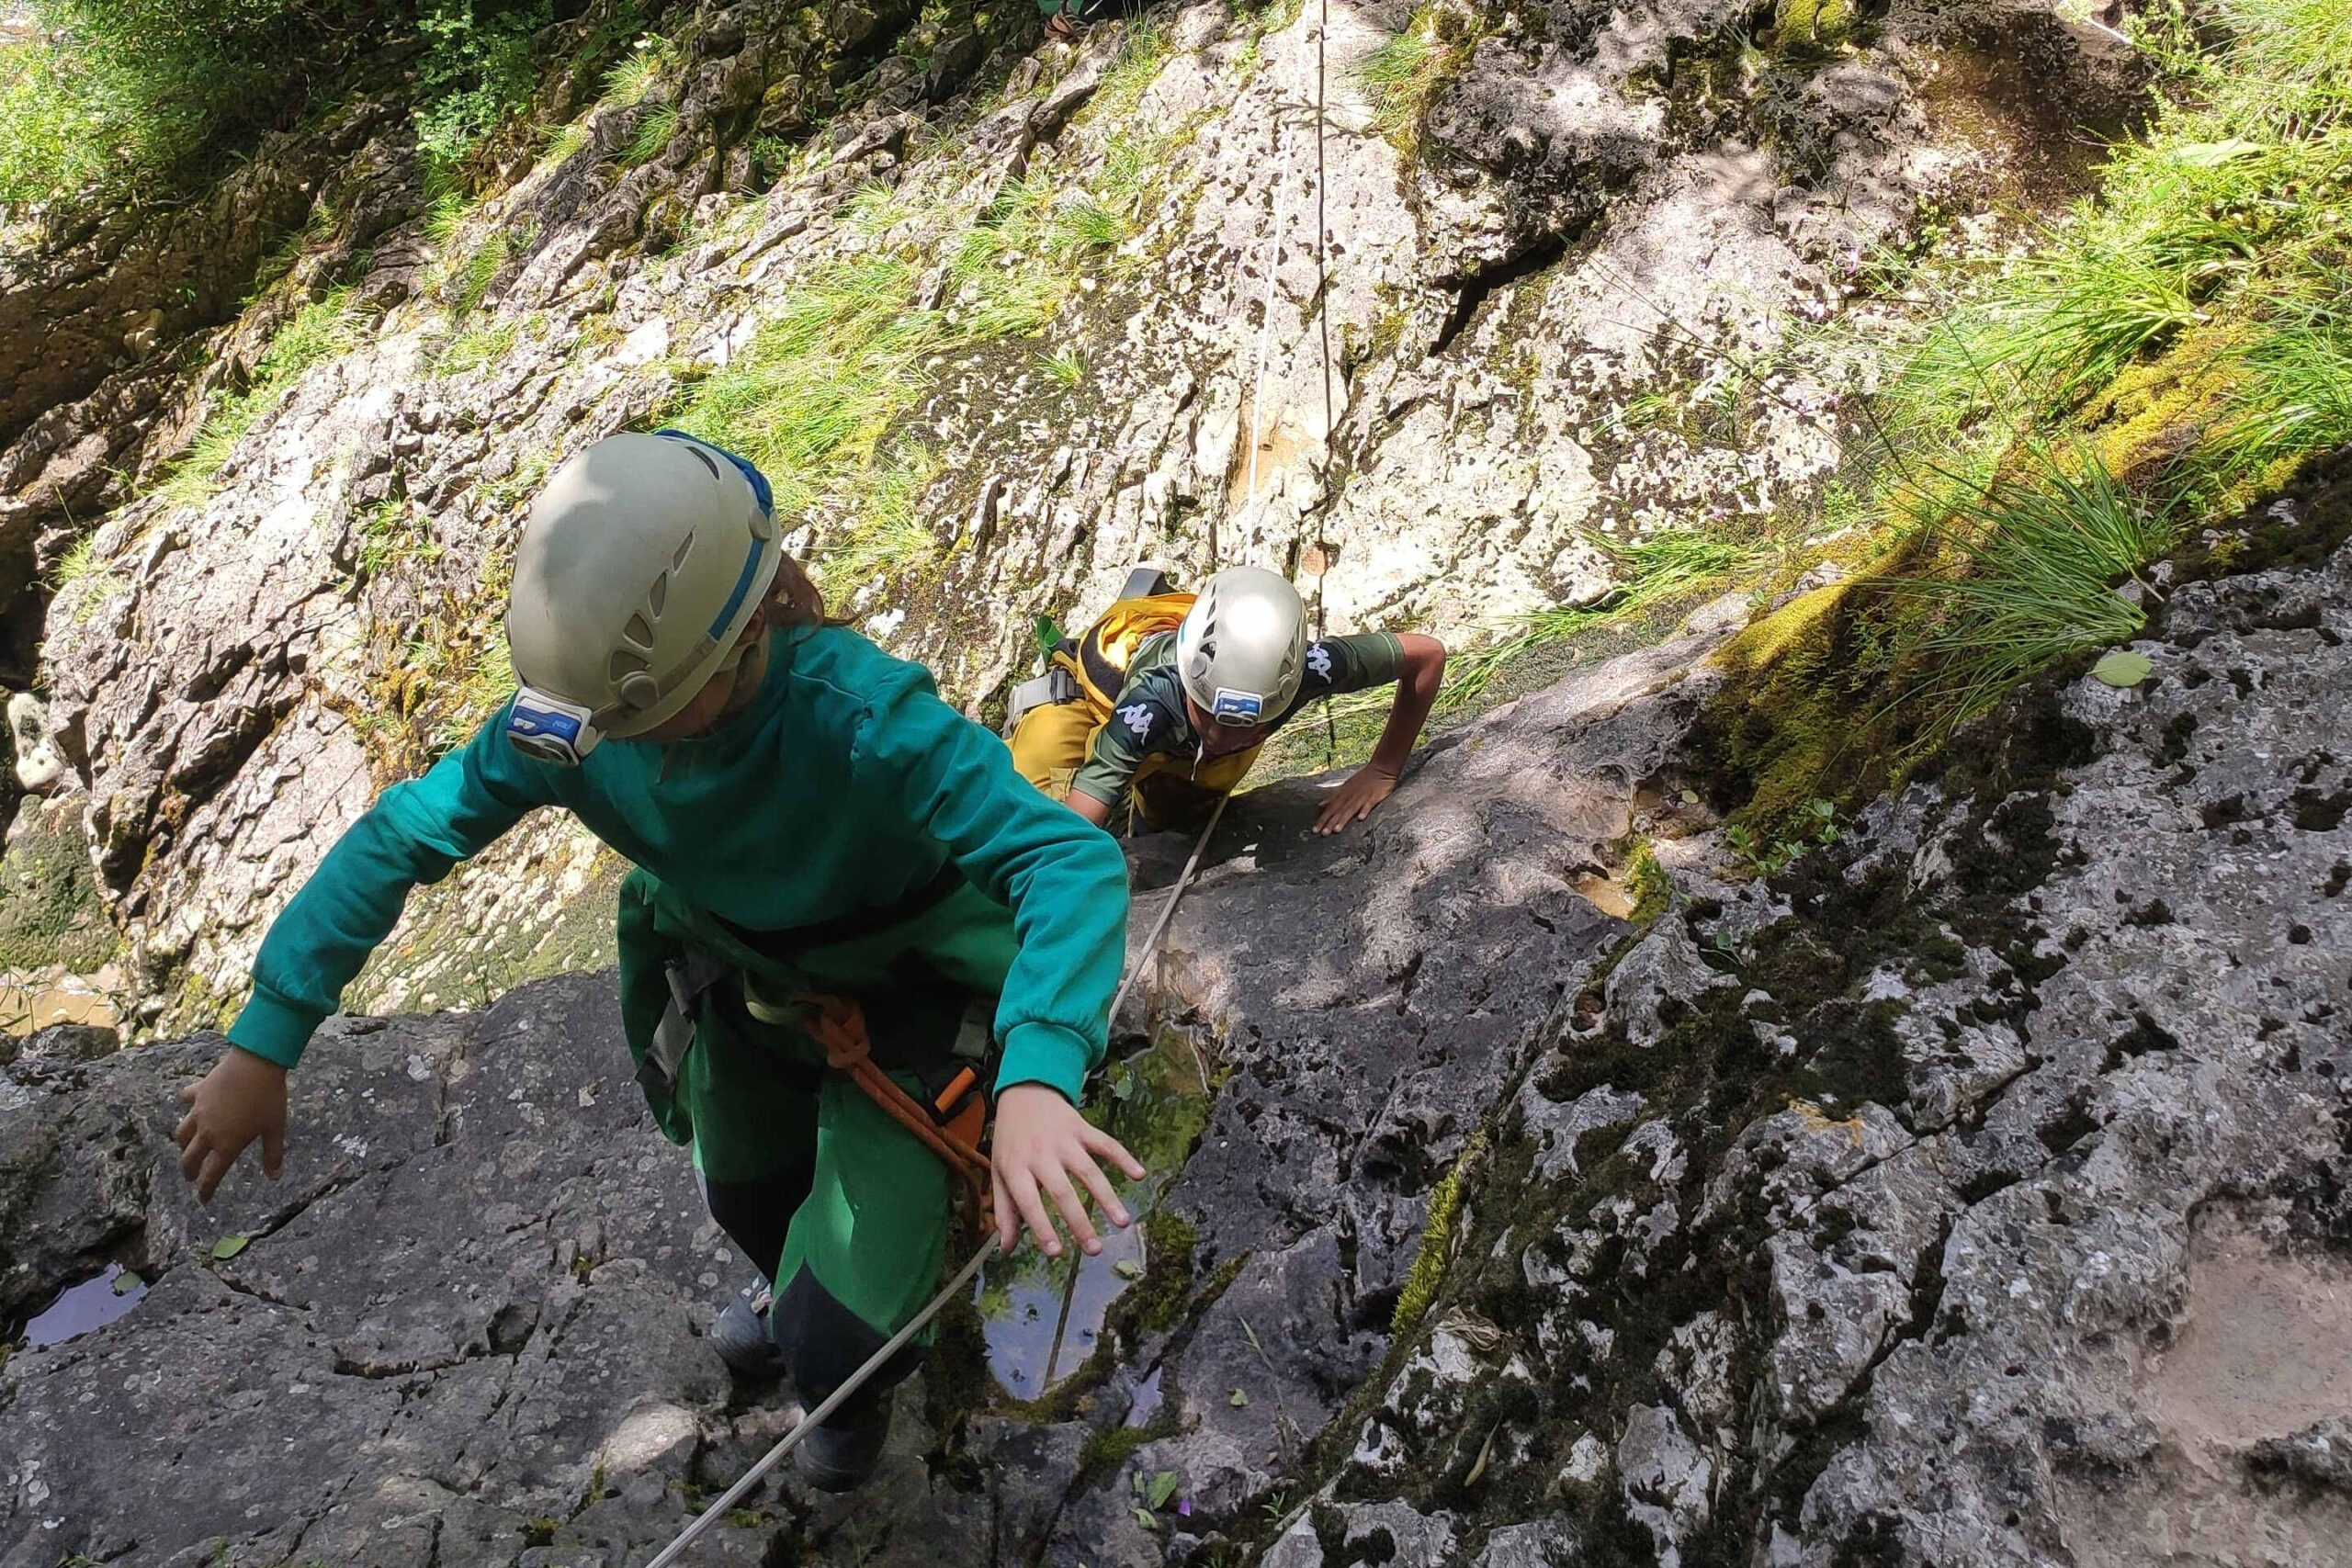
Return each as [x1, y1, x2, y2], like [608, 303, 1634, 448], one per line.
[672, 535, 695, 569]
[648, 573, 669, 615]
[624, 613, 656, 649]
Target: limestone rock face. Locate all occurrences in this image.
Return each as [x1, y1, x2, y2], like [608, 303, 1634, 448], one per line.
[0, 0, 2143, 1030]
[5, 510, 2346, 1564]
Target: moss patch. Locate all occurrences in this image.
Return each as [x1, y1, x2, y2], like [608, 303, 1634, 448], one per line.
[0, 799, 119, 975]
[1391, 1132, 1487, 1337]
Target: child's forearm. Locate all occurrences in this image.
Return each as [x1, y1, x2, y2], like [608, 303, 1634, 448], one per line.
[1368, 635, 1446, 774]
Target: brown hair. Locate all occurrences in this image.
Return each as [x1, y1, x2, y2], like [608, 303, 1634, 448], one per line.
[767, 551, 853, 631]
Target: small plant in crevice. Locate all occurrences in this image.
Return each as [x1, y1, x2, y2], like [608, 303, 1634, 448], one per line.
[1726, 798, 1840, 877]
[1392, 1132, 1487, 1337]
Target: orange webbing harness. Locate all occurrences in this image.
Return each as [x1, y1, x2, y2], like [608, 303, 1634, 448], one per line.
[790, 991, 994, 1236]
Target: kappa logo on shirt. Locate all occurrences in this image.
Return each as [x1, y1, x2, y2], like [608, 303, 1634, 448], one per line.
[1306, 642, 1334, 681]
[1117, 702, 1157, 739]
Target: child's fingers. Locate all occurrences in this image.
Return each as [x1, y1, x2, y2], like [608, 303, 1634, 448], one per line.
[1006, 1166, 1062, 1258]
[992, 1170, 1019, 1253]
[196, 1145, 237, 1205]
[178, 1128, 212, 1183]
[262, 1126, 286, 1180]
[1081, 1123, 1147, 1181]
[1041, 1168, 1101, 1255]
[1066, 1149, 1130, 1229]
[177, 1080, 201, 1105]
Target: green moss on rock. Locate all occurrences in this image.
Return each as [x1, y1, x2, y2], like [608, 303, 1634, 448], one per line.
[0, 799, 119, 975]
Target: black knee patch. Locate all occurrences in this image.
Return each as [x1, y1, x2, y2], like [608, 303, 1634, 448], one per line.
[702, 1157, 816, 1284]
[769, 1262, 928, 1411]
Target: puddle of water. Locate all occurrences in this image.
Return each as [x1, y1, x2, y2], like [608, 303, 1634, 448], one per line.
[1573, 872, 1636, 919]
[0, 964, 124, 1034]
[21, 1264, 147, 1347]
[978, 1030, 1216, 1398]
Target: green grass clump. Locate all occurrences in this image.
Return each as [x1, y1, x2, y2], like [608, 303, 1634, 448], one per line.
[598, 33, 676, 108]
[538, 120, 591, 165]
[156, 392, 267, 509]
[1897, 447, 2172, 737]
[437, 317, 520, 378]
[1442, 529, 1773, 710]
[1739, 0, 2352, 784]
[1392, 1133, 1486, 1337]
[254, 290, 357, 383]
[50, 536, 130, 623]
[621, 100, 679, 168]
[1358, 6, 1478, 158]
[446, 230, 510, 321]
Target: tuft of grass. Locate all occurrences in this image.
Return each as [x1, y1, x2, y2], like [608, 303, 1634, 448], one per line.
[358, 499, 439, 574]
[1357, 6, 1477, 157]
[1043, 346, 1087, 388]
[437, 316, 519, 377]
[156, 392, 266, 509]
[446, 230, 509, 321]
[539, 120, 590, 165]
[1088, 16, 1171, 123]
[1442, 530, 1774, 710]
[598, 34, 675, 108]
[2218, 276, 2352, 480]
[1047, 197, 1127, 259]
[621, 99, 679, 168]
[423, 188, 472, 247]
[1895, 447, 2173, 738]
[51, 536, 129, 623]
[254, 289, 357, 384]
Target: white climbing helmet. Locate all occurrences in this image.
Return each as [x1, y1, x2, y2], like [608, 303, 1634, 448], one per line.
[503, 431, 779, 763]
[1174, 565, 1307, 726]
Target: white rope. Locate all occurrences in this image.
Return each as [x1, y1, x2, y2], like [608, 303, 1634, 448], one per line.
[642, 799, 1231, 1565]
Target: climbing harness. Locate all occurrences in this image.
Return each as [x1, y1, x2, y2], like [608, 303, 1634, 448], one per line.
[639, 799, 1232, 1566]
[793, 990, 994, 1237]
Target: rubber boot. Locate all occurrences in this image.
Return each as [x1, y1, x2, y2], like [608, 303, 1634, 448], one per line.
[795, 1387, 894, 1493]
[710, 1280, 788, 1380]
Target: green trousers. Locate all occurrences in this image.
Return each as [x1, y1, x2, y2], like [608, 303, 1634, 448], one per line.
[616, 869, 1017, 1395]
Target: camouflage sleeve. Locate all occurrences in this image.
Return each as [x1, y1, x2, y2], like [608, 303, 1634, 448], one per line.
[1300, 631, 1408, 699]
[1069, 695, 1161, 807]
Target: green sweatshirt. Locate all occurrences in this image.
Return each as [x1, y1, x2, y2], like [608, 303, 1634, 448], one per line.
[228, 626, 1130, 1104]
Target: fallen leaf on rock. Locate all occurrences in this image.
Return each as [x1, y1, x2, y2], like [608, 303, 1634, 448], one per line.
[210, 1234, 250, 1260]
[2092, 649, 2153, 687]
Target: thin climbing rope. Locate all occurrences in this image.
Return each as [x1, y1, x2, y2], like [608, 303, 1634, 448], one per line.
[1313, 0, 1338, 761]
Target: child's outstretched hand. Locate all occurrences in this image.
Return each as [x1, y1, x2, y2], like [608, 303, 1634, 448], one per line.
[992, 1082, 1146, 1258]
[175, 1046, 289, 1203]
